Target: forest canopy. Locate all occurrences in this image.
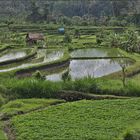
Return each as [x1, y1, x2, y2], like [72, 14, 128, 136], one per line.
[0, 0, 140, 25]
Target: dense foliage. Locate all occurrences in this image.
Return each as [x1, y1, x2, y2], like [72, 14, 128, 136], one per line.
[1, 0, 140, 25]
[11, 99, 140, 140]
[97, 29, 140, 53]
[1, 75, 140, 101]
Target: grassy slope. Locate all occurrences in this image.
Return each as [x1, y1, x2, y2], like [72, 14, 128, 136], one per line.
[95, 78, 140, 96]
[0, 99, 65, 119]
[0, 122, 7, 140]
[11, 98, 140, 140]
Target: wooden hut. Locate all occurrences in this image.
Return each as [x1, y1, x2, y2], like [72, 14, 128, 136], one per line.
[26, 33, 44, 45]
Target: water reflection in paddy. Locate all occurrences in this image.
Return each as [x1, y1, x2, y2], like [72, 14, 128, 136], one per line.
[70, 48, 123, 58]
[46, 58, 133, 81]
[0, 50, 64, 72]
[0, 50, 27, 62]
[37, 49, 64, 62]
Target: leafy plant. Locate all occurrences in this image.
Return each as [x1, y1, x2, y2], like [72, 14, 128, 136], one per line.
[74, 29, 80, 39]
[63, 33, 72, 43]
[61, 69, 71, 82]
[32, 70, 45, 80]
[11, 99, 140, 140]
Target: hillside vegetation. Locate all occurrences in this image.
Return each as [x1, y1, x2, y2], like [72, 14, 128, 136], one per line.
[11, 99, 140, 140]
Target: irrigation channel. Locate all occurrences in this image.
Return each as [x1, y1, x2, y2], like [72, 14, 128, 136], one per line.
[0, 48, 134, 80]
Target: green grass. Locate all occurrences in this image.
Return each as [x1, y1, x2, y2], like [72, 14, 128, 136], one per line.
[92, 78, 140, 96]
[1, 76, 140, 101]
[132, 73, 140, 80]
[123, 121, 140, 140]
[11, 98, 140, 140]
[0, 122, 7, 140]
[46, 34, 97, 49]
[0, 98, 65, 119]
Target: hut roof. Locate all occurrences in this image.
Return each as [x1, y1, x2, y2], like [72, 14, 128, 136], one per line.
[27, 33, 44, 40]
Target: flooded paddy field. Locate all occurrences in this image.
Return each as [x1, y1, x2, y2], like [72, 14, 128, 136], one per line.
[0, 48, 134, 80]
[0, 49, 28, 62]
[0, 49, 64, 72]
[46, 58, 133, 81]
[70, 48, 123, 58]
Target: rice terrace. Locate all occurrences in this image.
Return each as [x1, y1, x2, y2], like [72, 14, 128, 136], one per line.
[1, 0, 140, 140]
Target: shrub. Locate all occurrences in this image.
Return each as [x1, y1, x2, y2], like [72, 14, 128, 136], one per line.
[121, 30, 139, 53]
[74, 77, 97, 93]
[74, 29, 80, 39]
[67, 44, 73, 51]
[32, 70, 45, 80]
[123, 129, 140, 140]
[108, 32, 121, 48]
[96, 28, 109, 45]
[0, 94, 5, 107]
[63, 33, 72, 43]
[61, 69, 71, 82]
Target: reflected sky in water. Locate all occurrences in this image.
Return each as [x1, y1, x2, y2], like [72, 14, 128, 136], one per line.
[0, 50, 27, 62]
[70, 48, 123, 58]
[0, 50, 64, 72]
[46, 58, 132, 81]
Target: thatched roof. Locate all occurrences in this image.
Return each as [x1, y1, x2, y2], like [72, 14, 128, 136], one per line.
[27, 33, 44, 40]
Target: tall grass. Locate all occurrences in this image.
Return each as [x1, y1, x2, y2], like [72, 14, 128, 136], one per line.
[4, 78, 62, 98]
[1, 77, 140, 100]
[0, 77, 98, 99]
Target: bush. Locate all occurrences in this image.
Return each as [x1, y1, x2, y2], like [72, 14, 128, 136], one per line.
[74, 29, 80, 38]
[121, 30, 139, 53]
[63, 33, 72, 43]
[61, 69, 71, 82]
[123, 129, 140, 140]
[108, 32, 121, 48]
[62, 77, 98, 93]
[96, 28, 109, 44]
[0, 94, 5, 107]
[32, 70, 45, 80]
[67, 44, 73, 51]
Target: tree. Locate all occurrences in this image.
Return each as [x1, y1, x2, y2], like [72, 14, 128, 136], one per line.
[96, 28, 109, 45]
[122, 30, 139, 53]
[108, 32, 121, 48]
[122, 64, 126, 87]
[72, 16, 81, 25]
[26, 1, 41, 22]
[4, 20, 14, 29]
[74, 29, 80, 39]
[43, 3, 50, 22]
[110, 58, 128, 87]
[110, 0, 129, 17]
[117, 59, 128, 87]
[63, 33, 72, 43]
